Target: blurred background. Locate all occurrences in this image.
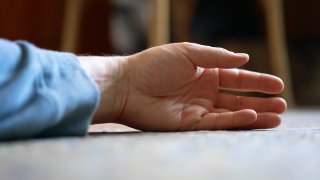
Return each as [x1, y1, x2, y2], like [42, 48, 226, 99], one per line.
[1, 0, 320, 107]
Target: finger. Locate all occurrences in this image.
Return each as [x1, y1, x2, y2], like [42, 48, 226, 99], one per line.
[237, 113, 281, 130]
[215, 93, 287, 113]
[219, 69, 284, 94]
[172, 42, 249, 68]
[196, 109, 257, 130]
[212, 108, 230, 113]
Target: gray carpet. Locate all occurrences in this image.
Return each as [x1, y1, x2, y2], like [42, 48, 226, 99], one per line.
[1, 109, 320, 180]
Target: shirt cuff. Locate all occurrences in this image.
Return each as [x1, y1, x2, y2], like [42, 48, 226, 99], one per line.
[0, 39, 100, 140]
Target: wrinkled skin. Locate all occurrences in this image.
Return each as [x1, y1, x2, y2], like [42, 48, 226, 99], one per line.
[80, 43, 287, 131]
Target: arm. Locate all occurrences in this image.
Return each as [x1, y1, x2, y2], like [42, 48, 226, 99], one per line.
[0, 40, 287, 140]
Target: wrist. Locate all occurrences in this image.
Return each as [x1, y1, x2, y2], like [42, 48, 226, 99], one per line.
[78, 56, 129, 124]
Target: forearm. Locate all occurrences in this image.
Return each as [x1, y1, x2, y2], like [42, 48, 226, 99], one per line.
[78, 56, 129, 124]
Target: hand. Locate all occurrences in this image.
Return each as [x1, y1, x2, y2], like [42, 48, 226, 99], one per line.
[81, 43, 287, 131]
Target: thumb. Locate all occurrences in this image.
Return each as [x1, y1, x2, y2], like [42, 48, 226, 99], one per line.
[173, 42, 249, 68]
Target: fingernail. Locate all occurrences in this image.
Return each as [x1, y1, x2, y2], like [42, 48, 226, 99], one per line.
[236, 53, 249, 57]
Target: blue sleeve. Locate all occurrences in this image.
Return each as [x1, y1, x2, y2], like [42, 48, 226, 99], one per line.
[0, 39, 100, 140]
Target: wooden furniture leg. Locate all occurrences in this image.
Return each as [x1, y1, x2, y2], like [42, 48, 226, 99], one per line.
[60, 0, 85, 52]
[148, 0, 170, 46]
[171, 0, 196, 42]
[263, 0, 295, 106]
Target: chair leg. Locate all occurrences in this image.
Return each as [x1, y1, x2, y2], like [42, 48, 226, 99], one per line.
[60, 0, 85, 52]
[148, 0, 170, 47]
[263, 0, 295, 106]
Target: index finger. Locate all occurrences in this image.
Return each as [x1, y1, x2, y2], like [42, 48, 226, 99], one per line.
[219, 69, 284, 94]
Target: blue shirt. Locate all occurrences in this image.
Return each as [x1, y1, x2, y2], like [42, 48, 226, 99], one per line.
[0, 39, 100, 140]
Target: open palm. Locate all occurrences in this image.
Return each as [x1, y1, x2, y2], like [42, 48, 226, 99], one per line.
[118, 43, 286, 131]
